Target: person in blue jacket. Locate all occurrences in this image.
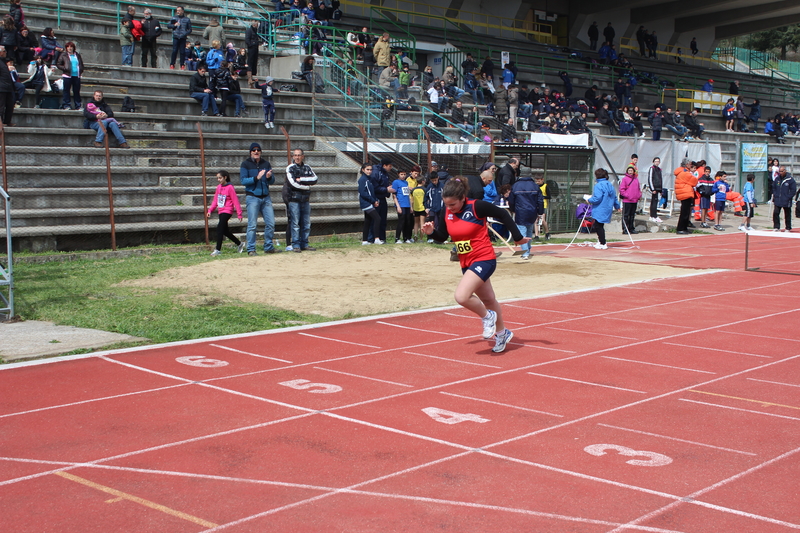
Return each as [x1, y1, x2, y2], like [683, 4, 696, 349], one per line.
[508, 174, 544, 260]
[585, 168, 621, 250]
[358, 162, 382, 244]
[369, 158, 392, 242]
[240, 142, 281, 255]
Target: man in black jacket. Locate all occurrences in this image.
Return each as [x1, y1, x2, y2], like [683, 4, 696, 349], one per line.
[603, 23, 615, 45]
[84, 90, 128, 148]
[282, 148, 319, 252]
[140, 9, 162, 68]
[189, 66, 219, 116]
[587, 22, 599, 50]
[684, 109, 704, 140]
[0, 47, 15, 126]
[245, 20, 260, 81]
[596, 101, 618, 135]
[461, 53, 478, 77]
[496, 158, 519, 189]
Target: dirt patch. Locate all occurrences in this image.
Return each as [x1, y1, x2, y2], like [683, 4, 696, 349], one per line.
[121, 246, 692, 317]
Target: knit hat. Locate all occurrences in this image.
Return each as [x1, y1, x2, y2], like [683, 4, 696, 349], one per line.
[249, 142, 261, 151]
[264, 76, 274, 84]
[430, 161, 438, 167]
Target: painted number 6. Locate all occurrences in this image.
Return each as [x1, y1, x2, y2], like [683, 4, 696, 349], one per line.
[584, 444, 673, 467]
[175, 356, 229, 368]
[278, 379, 342, 394]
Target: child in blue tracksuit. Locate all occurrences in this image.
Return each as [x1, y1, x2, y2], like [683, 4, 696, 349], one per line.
[712, 171, 728, 231]
[392, 170, 414, 243]
[255, 75, 278, 130]
[741, 173, 756, 231]
[585, 168, 621, 249]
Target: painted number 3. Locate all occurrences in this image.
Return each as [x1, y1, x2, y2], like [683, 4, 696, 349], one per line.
[584, 444, 673, 467]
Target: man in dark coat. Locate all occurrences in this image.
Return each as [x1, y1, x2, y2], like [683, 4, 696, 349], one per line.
[140, 8, 162, 68]
[587, 22, 599, 50]
[245, 20, 260, 79]
[0, 46, 15, 126]
[496, 158, 520, 189]
[603, 23, 615, 44]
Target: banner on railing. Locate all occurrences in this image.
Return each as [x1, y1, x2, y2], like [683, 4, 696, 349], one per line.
[741, 143, 769, 173]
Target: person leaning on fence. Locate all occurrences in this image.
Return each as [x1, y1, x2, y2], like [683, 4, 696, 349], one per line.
[84, 90, 128, 148]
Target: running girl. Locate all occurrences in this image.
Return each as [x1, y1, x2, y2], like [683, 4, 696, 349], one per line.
[422, 178, 530, 353]
[206, 170, 244, 256]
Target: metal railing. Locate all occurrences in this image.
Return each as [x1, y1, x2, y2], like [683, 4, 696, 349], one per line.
[618, 37, 732, 70]
[0, 185, 12, 321]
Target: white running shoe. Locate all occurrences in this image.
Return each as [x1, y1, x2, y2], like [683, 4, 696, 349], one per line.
[404, 239, 414, 244]
[746, 226, 753, 231]
[210, 250, 221, 256]
[738, 224, 746, 231]
[361, 240, 371, 245]
[481, 309, 497, 339]
[269, 122, 274, 129]
[396, 239, 402, 244]
[374, 239, 385, 244]
[264, 122, 270, 130]
[655, 217, 663, 223]
[648, 217, 656, 222]
[593, 243, 608, 250]
[237, 242, 245, 253]
[285, 246, 294, 251]
[492, 328, 514, 353]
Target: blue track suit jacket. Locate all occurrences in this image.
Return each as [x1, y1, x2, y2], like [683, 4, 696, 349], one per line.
[508, 177, 544, 225]
[587, 177, 620, 224]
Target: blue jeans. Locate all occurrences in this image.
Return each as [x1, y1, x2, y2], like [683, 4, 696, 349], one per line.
[449, 86, 465, 99]
[62, 76, 81, 108]
[171, 36, 187, 67]
[466, 88, 484, 104]
[121, 44, 133, 66]
[665, 125, 686, 136]
[286, 200, 311, 249]
[652, 129, 661, 141]
[13, 81, 24, 103]
[225, 94, 245, 115]
[191, 92, 219, 114]
[246, 195, 276, 252]
[516, 223, 534, 254]
[90, 119, 126, 144]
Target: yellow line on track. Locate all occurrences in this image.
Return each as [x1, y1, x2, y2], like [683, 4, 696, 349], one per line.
[689, 390, 800, 411]
[54, 471, 218, 529]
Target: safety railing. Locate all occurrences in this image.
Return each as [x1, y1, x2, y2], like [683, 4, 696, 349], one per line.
[668, 88, 738, 114]
[0, 184, 12, 321]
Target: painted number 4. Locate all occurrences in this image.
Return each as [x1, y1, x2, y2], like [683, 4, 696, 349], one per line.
[422, 407, 490, 425]
[584, 444, 673, 467]
[278, 379, 342, 394]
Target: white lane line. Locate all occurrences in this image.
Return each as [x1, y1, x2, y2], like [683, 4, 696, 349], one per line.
[376, 321, 460, 336]
[747, 378, 800, 388]
[545, 326, 638, 340]
[439, 392, 563, 417]
[505, 304, 584, 315]
[723, 330, 800, 344]
[209, 344, 292, 363]
[601, 316, 695, 329]
[601, 356, 716, 374]
[679, 399, 800, 422]
[298, 332, 381, 349]
[0, 383, 190, 419]
[100, 356, 194, 383]
[0, 456, 79, 466]
[403, 351, 502, 369]
[608, 445, 800, 533]
[596, 423, 756, 456]
[443, 312, 525, 326]
[526, 372, 647, 394]
[312, 367, 414, 388]
[663, 342, 773, 359]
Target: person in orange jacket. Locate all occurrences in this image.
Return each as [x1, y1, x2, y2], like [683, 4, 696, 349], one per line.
[674, 158, 698, 234]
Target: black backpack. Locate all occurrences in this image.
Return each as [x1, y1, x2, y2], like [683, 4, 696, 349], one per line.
[121, 96, 136, 112]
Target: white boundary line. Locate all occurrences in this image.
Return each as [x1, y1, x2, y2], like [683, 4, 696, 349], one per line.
[403, 351, 502, 369]
[545, 326, 639, 340]
[375, 321, 460, 336]
[297, 332, 381, 349]
[662, 342, 773, 359]
[312, 367, 415, 388]
[443, 311, 525, 326]
[596, 423, 756, 456]
[722, 330, 800, 344]
[600, 356, 716, 374]
[439, 392, 563, 417]
[678, 399, 800, 422]
[526, 372, 647, 394]
[209, 344, 292, 363]
[747, 378, 800, 388]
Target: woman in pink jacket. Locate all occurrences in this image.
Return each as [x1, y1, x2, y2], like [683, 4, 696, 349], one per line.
[206, 170, 244, 256]
[619, 164, 642, 234]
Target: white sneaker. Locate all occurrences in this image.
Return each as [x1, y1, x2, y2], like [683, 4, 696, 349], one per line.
[481, 309, 497, 339]
[210, 249, 221, 256]
[265, 122, 270, 129]
[427, 239, 434, 243]
[654, 217, 663, 223]
[395, 239, 402, 244]
[746, 226, 753, 231]
[361, 240, 371, 245]
[237, 242, 245, 253]
[738, 224, 746, 231]
[269, 122, 274, 129]
[640, 133, 646, 138]
[492, 328, 514, 353]
[374, 239, 385, 244]
[648, 217, 656, 222]
[404, 239, 414, 244]
[593, 243, 608, 250]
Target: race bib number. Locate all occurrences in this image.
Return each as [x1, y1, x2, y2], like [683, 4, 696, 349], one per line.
[401, 186, 410, 196]
[217, 194, 227, 208]
[454, 240, 473, 254]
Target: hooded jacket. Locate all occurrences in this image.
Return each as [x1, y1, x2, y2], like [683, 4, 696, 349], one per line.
[674, 166, 698, 201]
[772, 173, 797, 207]
[587, 177, 620, 224]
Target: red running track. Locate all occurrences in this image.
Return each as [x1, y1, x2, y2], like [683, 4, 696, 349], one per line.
[1, 234, 799, 532]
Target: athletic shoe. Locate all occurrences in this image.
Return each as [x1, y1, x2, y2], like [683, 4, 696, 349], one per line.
[265, 122, 270, 130]
[265, 248, 282, 253]
[593, 242, 608, 249]
[248, 251, 257, 256]
[545, 233, 551, 240]
[746, 226, 753, 231]
[687, 223, 696, 228]
[404, 239, 414, 244]
[676, 230, 691, 235]
[738, 224, 746, 231]
[210, 250, 221, 256]
[237, 242, 245, 253]
[450, 250, 459, 262]
[714, 225, 725, 231]
[700, 223, 710, 228]
[521, 253, 530, 260]
[655, 217, 662, 223]
[648, 217, 657, 222]
[427, 239, 434, 243]
[396, 239, 402, 244]
[285, 246, 294, 251]
[362, 240, 371, 245]
[374, 239, 384, 244]
[293, 247, 302, 253]
[533, 236, 540, 241]
[492, 328, 514, 353]
[302, 246, 317, 251]
[481, 309, 497, 339]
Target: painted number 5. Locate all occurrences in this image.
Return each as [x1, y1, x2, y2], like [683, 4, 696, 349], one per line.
[278, 379, 342, 394]
[584, 444, 673, 467]
[422, 407, 490, 425]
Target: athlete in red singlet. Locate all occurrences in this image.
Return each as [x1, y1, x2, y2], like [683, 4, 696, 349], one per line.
[422, 178, 530, 353]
